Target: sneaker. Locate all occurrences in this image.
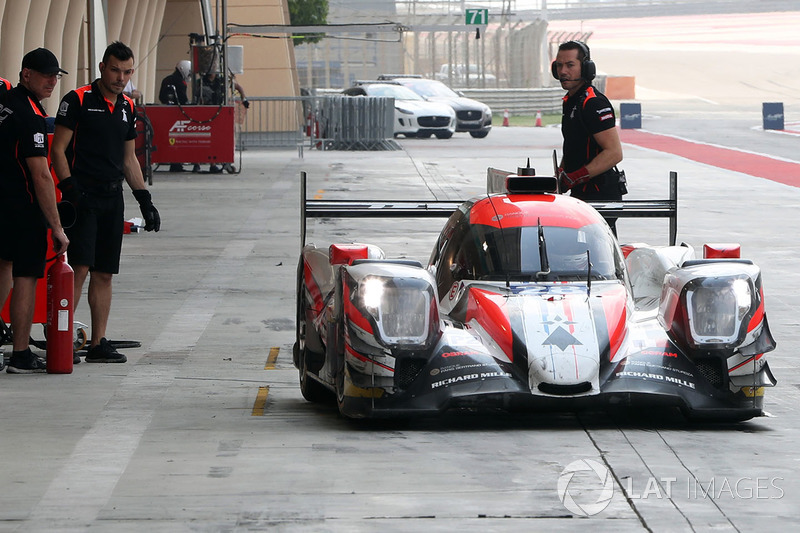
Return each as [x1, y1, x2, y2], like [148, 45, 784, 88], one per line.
[85, 338, 127, 363]
[169, 163, 184, 172]
[6, 348, 47, 374]
[73, 352, 81, 365]
[209, 164, 222, 174]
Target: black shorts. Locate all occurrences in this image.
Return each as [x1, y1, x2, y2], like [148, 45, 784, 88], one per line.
[0, 202, 48, 278]
[65, 192, 125, 274]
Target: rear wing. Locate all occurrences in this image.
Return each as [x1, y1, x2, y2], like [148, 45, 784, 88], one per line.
[590, 171, 677, 245]
[301, 169, 677, 247]
[300, 171, 459, 247]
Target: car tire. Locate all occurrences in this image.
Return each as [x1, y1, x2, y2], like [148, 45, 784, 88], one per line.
[469, 130, 489, 138]
[299, 345, 330, 403]
[435, 131, 453, 139]
[296, 277, 332, 403]
[335, 363, 348, 416]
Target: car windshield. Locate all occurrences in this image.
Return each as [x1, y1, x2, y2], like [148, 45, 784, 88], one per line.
[451, 223, 622, 282]
[404, 80, 459, 98]
[366, 84, 424, 101]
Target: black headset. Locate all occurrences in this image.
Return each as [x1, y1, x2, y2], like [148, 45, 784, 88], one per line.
[551, 40, 596, 82]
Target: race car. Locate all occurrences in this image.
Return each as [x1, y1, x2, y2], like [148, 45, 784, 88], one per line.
[295, 166, 776, 421]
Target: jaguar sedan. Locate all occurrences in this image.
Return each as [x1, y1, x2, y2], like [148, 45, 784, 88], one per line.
[379, 76, 492, 138]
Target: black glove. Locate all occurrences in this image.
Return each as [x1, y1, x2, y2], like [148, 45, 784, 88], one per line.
[242, 99, 250, 109]
[57, 176, 81, 206]
[132, 189, 161, 232]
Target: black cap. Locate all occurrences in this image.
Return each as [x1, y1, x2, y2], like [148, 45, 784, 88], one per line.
[21, 48, 68, 75]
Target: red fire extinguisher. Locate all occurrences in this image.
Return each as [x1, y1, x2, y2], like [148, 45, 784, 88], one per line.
[46, 253, 74, 374]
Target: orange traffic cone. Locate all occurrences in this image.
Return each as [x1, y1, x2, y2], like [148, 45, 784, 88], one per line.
[534, 110, 543, 127]
[502, 109, 509, 127]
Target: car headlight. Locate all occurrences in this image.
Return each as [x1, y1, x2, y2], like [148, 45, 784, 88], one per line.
[396, 106, 414, 115]
[484, 106, 492, 118]
[660, 264, 765, 353]
[360, 276, 436, 346]
[362, 277, 385, 310]
[686, 278, 751, 345]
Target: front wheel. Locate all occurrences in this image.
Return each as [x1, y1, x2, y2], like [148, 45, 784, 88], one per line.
[469, 130, 489, 139]
[434, 131, 453, 139]
[300, 351, 331, 403]
[299, 344, 331, 403]
[296, 282, 331, 403]
[335, 364, 347, 415]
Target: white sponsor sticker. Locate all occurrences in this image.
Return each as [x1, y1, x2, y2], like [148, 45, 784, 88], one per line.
[58, 309, 69, 331]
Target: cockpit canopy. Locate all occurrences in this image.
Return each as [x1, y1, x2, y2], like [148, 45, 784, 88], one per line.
[431, 196, 626, 299]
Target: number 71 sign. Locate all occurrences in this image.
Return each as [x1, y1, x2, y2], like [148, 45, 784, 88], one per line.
[466, 8, 488, 25]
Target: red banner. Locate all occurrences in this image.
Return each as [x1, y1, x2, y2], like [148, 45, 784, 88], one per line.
[143, 105, 235, 164]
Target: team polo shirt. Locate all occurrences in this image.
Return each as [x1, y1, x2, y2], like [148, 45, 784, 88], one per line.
[0, 84, 50, 205]
[55, 79, 137, 183]
[561, 84, 616, 173]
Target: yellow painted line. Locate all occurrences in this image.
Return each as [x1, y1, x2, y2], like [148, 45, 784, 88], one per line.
[251, 386, 269, 416]
[265, 346, 279, 369]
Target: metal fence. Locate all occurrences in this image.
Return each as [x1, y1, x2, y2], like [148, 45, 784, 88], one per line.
[317, 96, 398, 150]
[459, 87, 565, 116]
[240, 96, 399, 151]
[239, 88, 567, 149]
[238, 96, 306, 149]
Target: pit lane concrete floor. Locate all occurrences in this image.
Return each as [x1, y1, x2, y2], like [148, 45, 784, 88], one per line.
[1, 124, 799, 532]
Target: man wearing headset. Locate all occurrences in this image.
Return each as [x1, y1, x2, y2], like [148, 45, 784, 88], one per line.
[553, 41, 624, 232]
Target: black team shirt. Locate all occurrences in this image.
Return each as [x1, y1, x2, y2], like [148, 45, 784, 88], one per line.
[561, 84, 616, 173]
[55, 79, 137, 184]
[0, 84, 50, 206]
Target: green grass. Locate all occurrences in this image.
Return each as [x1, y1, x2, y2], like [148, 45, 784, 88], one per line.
[501, 113, 561, 127]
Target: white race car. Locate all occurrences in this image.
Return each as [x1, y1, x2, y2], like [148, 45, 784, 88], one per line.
[296, 166, 777, 421]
